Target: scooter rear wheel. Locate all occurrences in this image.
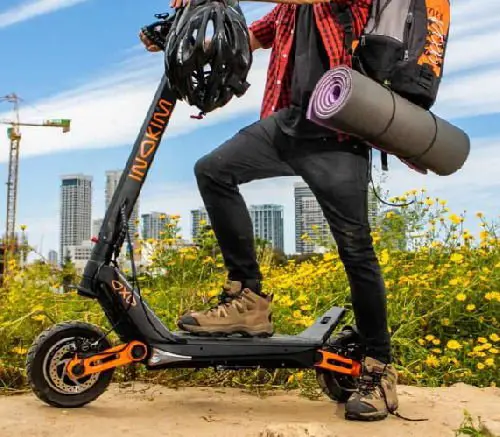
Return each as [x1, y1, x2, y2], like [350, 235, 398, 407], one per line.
[315, 325, 362, 403]
[26, 321, 114, 408]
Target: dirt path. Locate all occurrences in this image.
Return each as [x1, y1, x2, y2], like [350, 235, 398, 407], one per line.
[0, 383, 499, 437]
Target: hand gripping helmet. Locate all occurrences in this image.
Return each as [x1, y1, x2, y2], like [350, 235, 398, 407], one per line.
[164, 0, 252, 114]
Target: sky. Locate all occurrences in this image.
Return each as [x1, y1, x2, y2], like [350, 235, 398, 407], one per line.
[0, 0, 499, 258]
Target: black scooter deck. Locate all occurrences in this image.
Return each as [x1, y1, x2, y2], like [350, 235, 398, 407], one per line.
[145, 307, 346, 370]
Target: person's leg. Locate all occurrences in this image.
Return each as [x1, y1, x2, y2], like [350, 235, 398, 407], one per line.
[282, 136, 397, 420]
[178, 116, 295, 336]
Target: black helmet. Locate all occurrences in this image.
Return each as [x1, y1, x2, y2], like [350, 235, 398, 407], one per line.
[164, 0, 252, 114]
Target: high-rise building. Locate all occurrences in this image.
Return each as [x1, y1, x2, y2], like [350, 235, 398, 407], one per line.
[48, 250, 58, 265]
[190, 207, 210, 241]
[249, 204, 284, 252]
[294, 182, 380, 254]
[60, 174, 92, 264]
[294, 182, 331, 254]
[66, 241, 93, 273]
[142, 212, 168, 240]
[105, 170, 140, 239]
[92, 218, 104, 237]
[368, 189, 379, 230]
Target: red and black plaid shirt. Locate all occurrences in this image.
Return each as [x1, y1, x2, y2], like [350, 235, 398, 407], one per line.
[248, 0, 372, 120]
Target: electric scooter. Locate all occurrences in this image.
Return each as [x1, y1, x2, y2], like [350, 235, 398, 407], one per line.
[25, 14, 364, 409]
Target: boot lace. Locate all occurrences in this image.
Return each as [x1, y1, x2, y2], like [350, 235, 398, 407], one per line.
[361, 365, 428, 422]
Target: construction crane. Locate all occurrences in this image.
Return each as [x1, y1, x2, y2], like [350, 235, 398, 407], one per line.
[0, 93, 70, 271]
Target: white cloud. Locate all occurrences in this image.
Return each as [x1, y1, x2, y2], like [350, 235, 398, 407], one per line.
[0, 0, 88, 29]
[0, 50, 269, 163]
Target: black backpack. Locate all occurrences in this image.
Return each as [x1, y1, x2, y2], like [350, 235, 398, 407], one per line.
[334, 0, 451, 169]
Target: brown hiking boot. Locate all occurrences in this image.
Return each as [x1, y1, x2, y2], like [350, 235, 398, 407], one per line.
[177, 280, 274, 337]
[345, 357, 399, 421]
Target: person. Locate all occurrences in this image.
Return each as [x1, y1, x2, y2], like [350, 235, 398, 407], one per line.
[140, 0, 398, 422]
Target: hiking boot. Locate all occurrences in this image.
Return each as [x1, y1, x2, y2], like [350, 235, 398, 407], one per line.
[177, 280, 274, 337]
[345, 356, 399, 421]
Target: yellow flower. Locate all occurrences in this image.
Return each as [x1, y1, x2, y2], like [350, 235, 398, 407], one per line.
[432, 339, 441, 346]
[425, 354, 440, 368]
[300, 304, 312, 311]
[476, 212, 484, 218]
[293, 310, 302, 319]
[490, 333, 500, 342]
[456, 292, 467, 302]
[490, 348, 498, 354]
[446, 340, 462, 350]
[386, 211, 396, 219]
[379, 249, 390, 266]
[450, 253, 464, 263]
[424, 197, 434, 206]
[431, 348, 442, 354]
[466, 304, 476, 311]
[449, 214, 462, 225]
[296, 371, 304, 381]
[441, 318, 451, 326]
[418, 339, 425, 346]
[449, 278, 459, 286]
[439, 199, 447, 206]
[323, 252, 337, 262]
[485, 358, 495, 367]
[12, 347, 27, 355]
[425, 334, 435, 341]
[477, 363, 485, 370]
[478, 337, 488, 344]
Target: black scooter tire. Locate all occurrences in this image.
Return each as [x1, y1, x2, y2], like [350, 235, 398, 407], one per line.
[315, 325, 362, 403]
[26, 321, 115, 408]
[316, 369, 355, 403]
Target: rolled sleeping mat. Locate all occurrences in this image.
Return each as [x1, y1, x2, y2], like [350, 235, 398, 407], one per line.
[306, 66, 470, 176]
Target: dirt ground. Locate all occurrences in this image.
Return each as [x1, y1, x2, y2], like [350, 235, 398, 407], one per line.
[0, 383, 499, 437]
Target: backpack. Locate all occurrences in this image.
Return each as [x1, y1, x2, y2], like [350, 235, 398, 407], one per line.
[334, 0, 451, 170]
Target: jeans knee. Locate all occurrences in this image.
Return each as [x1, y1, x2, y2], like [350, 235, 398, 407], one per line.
[194, 154, 211, 180]
[337, 232, 376, 267]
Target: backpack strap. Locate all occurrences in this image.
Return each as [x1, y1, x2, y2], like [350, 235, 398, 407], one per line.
[331, 1, 390, 172]
[331, 2, 354, 56]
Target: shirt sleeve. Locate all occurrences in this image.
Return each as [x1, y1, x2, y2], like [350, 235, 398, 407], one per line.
[248, 6, 279, 50]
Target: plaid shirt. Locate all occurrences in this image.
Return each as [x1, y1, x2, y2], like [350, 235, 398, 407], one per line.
[249, 0, 372, 120]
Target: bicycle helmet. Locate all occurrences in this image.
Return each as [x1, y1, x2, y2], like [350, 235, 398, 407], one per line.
[164, 0, 252, 114]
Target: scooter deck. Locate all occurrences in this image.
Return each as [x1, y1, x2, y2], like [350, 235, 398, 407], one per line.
[145, 307, 346, 370]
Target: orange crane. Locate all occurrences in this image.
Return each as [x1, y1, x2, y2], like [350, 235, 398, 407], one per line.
[0, 93, 70, 270]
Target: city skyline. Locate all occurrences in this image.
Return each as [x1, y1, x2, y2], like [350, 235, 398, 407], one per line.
[57, 169, 386, 262]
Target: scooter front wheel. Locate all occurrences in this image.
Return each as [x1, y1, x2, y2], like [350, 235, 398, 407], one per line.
[26, 321, 115, 408]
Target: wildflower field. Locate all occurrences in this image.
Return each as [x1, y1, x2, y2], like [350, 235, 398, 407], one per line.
[0, 189, 498, 394]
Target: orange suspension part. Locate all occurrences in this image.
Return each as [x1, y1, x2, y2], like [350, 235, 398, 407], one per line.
[66, 341, 148, 379]
[315, 350, 361, 377]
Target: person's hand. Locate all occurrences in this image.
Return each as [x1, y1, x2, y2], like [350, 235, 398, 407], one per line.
[139, 30, 162, 52]
[170, 0, 190, 8]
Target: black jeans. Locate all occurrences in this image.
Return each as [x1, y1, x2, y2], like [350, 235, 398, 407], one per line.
[194, 115, 391, 363]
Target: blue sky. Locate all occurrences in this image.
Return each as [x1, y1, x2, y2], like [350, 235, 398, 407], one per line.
[0, 0, 499, 258]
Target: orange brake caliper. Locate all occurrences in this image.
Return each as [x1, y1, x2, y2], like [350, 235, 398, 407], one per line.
[66, 341, 148, 379]
[315, 350, 362, 377]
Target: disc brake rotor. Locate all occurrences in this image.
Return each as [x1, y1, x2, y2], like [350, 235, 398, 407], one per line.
[42, 338, 100, 395]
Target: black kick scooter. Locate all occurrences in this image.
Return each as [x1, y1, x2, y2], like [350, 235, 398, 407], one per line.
[25, 13, 364, 409]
